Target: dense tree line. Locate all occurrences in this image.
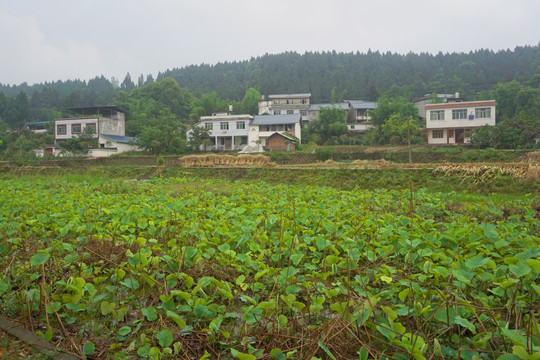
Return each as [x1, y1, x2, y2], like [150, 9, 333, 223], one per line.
[0, 46, 539, 156]
[158, 46, 540, 100]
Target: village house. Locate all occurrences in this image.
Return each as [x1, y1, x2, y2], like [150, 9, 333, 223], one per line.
[249, 113, 301, 150]
[258, 93, 311, 118]
[425, 99, 497, 145]
[306, 100, 376, 132]
[187, 111, 252, 151]
[345, 100, 377, 132]
[46, 105, 139, 156]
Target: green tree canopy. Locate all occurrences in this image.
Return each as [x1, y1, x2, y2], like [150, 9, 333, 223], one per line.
[305, 107, 348, 145]
[137, 111, 188, 155]
[369, 95, 419, 127]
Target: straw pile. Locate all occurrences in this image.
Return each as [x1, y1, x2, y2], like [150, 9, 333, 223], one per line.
[524, 151, 540, 164]
[179, 154, 276, 168]
[433, 164, 538, 182]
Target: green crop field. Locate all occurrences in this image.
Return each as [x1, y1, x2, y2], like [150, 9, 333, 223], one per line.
[0, 174, 539, 359]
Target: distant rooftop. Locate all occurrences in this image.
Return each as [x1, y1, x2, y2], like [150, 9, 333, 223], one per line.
[64, 105, 126, 115]
[268, 93, 311, 99]
[345, 100, 377, 109]
[309, 103, 349, 111]
[99, 134, 138, 144]
[252, 114, 301, 125]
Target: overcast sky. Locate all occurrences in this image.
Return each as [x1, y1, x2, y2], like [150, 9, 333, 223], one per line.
[1, 0, 539, 86]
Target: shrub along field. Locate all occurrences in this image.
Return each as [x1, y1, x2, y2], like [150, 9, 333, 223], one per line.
[0, 174, 539, 359]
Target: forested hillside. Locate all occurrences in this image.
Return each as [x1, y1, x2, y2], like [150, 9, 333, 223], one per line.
[1, 46, 539, 156]
[1, 45, 539, 107]
[157, 46, 540, 100]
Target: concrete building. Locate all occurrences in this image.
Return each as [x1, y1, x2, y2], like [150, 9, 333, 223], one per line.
[54, 105, 126, 143]
[49, 105, 139, 157]
[346, 100, 377, 132]
[425, 100, 496, 145]
[188, 112, 252, 151]
[258, 93, 311, 118]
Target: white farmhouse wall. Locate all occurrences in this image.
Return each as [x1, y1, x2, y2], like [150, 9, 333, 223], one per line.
[55, 117, 99, 141]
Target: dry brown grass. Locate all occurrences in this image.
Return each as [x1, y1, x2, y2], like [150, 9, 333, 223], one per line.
[524, 151, 540, 164]
[179, 154, 277, 168]
[434, 163, 539, 182]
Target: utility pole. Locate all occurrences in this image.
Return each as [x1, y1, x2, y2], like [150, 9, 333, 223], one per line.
[407, 117, 412, 164]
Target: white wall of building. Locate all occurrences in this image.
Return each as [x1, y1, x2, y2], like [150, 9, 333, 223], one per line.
[425, 102, 496, 130]
[55, 117, 99, 141]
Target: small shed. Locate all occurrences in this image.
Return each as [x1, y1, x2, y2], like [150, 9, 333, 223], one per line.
[266, 132, 298, 151]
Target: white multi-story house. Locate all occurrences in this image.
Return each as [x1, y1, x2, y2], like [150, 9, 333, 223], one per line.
[188, 112, 252, 150]
[49, 105, 139, 156]
[258, 93, 311, 118]
[54, 105, 127, 142]
[425, 100, 496, 144]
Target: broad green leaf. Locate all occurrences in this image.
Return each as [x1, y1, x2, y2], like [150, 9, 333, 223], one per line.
[278, 314, 288, 329]
[0, 279, 9, 293]
[358, 347, 368, 360]
[166, 310, 186, 329]
[512, 346, 540, 360]
[270, 348, 286, 360]
[83, 341, 95, 355]
[118, 326, 131, 336]
[156, 329, 174, 347]
[454, 316, 476, 334]
[30, 253, 50, 266]
[500, 327, 527, 346]
[509, 262, 531, 278]
[100, 301, 116, 316]
[231, 349, 256, 360]
[142, 306, 157, 321]
[526, 259, 540, 272]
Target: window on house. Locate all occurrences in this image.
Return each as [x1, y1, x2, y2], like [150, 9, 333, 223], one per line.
[205, 122, 213, 130]
[286, 99, 294, 104]
[350, 125, 355, 129]
[236, 121, 245, 129]
[452, 109, 467, 119]
[300, 110, 307, 116]
[71, 124, 81, 134]
[57, 125, 67, 135]
[274, 110, 281, 115]
[475, 108, 491, 118]
[220, 122, 229, 130]
[430, 110, 444, 120]
[287, 110, 294, 114]
[448, 129, 454, 138]
[300, 99, 307, 104]
[273, 99, 280, 105]
[86, 123, 96, 134]
[432, 130, 444, 138]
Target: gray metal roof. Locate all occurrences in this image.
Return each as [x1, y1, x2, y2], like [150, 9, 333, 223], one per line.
[99, 134, 139, 144]
[268, 93, 311, 99]
[345, 100, 377, 109]
[309, 103, 349, 111]
[251, 114, 301, 125]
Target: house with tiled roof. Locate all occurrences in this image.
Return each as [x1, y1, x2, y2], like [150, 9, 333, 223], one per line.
[425, 99, 496, 144]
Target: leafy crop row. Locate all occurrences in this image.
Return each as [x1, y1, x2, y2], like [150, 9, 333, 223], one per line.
[0, 177, 538, 359]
